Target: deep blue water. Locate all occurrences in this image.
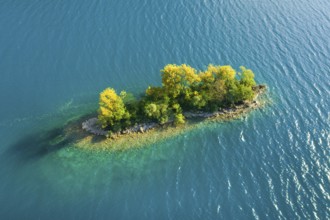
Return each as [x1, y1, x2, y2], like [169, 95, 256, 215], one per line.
[0, 0, 329, 219]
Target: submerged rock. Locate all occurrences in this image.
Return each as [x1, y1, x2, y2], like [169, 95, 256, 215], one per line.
[82, 119, 160, 137]
[82, 118, 108, 136]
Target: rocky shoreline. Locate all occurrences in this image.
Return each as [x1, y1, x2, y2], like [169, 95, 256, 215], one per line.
[82, 85, 266, 138]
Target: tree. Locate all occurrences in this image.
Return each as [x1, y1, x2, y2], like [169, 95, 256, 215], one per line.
[201, 64, 236, 81]
[199, 67, 215, 89]
[210, 78, 227, 103]
[218, 65, 236, 80]
[97, 64, 258, 131]
[190, 91, 207, 109]
[237, 84, 255, 101]
[226, 80, 255, 104]
[161, 64, 200, 98]
[98, 88, 130, 129]
[174, 113, 185, 125]
[239, 66, 256, 87]
[144, 103, 159, 118]
[172, 103, 182, 113]
[144, 102, 170, 124]
[225, 79, 239, 104]
[145, 86, 166, 101]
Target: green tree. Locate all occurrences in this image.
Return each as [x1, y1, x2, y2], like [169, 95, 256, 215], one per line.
[144, 103, 159, 118]
[239, 66, 256, 87]
[172, 103, 182, 113]
[161, 64, 200, 99]
[190, 91, 207, 109]
[210, 78, 227, 104]
[202, 64, 236, 81]
[145, 86, 166, 101]
[144, 102, 170, 124]
[97, 64, 258, 133]
[236, 84, 255, 101]
[174, 113, 185, 125]
[199, 66, 215, 88]
[98, 88, 130, 129]
[225, 79, 239, 104]
[226, 81, 255, 104]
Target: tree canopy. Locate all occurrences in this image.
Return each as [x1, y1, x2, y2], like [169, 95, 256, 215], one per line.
[98, 64, 257, 132]
[98, 88, 130, 130]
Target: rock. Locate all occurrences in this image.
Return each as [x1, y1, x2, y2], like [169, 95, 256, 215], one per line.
[82, 118, 108, 136]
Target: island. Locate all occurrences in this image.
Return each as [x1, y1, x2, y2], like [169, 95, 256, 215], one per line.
[80, 64, 266, 149]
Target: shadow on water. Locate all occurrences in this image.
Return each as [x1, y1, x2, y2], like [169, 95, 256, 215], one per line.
[4, 114, 105, 163]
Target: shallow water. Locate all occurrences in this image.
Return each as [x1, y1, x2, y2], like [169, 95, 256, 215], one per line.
[0, 0, 329, 219]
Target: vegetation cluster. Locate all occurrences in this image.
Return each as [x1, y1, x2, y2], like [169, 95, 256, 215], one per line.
[98, 64, 257, 134]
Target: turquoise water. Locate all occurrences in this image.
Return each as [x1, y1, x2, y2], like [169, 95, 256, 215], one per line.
[0, 0, 329, 219]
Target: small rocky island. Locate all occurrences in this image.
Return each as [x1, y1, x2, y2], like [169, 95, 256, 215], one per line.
[81, 64, 266, 146]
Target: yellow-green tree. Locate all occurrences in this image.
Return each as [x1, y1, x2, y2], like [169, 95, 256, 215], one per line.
[201, 64, 236, 81]
[97, 64, 258, 130]
[174, 113, 185, 125]
[197, 65, 237, 108]
[221, 66, 256, 103]
[145, 86, 166, 101]
[199, 66, 216, 89]
[161, 64, 200, 98]
[210, 78, 227, 103]
[218, 65, 236, 80]
[144, 102, 169, 124]
[98, 88, 130, 128]
[239, 66, 256, 87]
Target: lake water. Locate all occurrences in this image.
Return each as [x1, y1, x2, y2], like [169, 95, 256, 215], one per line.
[0, 0, 329, 219]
